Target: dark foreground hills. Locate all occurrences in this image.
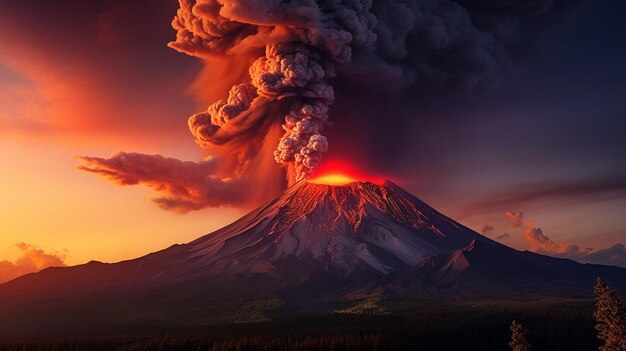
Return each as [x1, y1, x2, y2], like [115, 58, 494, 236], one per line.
[0, 180, 624, 348]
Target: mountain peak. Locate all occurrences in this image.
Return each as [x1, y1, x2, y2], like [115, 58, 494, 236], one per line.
[180, 180, 482, 275]
[2, 177, 626, 337]
[281, 180, 432, 236]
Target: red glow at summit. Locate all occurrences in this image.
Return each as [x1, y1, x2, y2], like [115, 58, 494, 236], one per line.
[307, 160, 386, 185]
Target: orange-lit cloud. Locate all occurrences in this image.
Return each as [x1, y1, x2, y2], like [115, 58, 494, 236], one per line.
[480, 224, 509, 241]
[505, 211, 625, 267]
[0, 243, 67, 284]
[0, 0, 290, 213]
[78, 142, 287, 212]
[505, 211, 590, 255]
[16, 0, 577, 213]
[480, 224, 495, 236]
[497, 233, 511, 240]
[78, 153, 245, 213]
[460, 177, 626, 218]
[166, 0, 569, 182]
[504, 211, 524, 229]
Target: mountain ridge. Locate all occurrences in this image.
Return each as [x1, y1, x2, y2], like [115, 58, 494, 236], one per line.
[1, 179, 625, 338]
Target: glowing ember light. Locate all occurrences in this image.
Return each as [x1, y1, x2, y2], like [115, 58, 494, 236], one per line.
[306, 160, 388, 185]
[308, 173, 356, 185]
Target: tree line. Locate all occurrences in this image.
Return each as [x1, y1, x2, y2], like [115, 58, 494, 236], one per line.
[0, 278, 624, 350]
[510, 278, 626, 351]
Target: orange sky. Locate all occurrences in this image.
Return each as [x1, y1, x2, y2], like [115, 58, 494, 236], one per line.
[0, 1, 247, 282]
[1, 0, 624, 282]
[0, 138, 243, 267]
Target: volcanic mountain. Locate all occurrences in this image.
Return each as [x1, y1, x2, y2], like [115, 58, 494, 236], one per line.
[1, 180, 625, 337]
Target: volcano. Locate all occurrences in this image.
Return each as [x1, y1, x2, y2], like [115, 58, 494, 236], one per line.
[1, 180, 625, 337]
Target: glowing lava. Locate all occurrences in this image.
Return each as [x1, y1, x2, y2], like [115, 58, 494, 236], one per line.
[308, 173, 356, 185]
[306, 160, 386, 185]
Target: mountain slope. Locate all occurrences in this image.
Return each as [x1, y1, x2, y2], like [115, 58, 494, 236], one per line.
[0, 180, 624, 338]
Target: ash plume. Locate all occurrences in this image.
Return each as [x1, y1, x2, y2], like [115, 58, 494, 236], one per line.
[480, 224, 509, 241]
[169, 0, 568, 182]
[78, 0, 578, 211]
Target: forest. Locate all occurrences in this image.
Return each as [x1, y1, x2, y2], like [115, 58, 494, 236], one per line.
[0, 300, 604, 351]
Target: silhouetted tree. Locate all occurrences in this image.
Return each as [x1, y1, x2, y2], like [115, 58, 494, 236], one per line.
[594, 277, 626, 351]
[509, 320, 532, 351]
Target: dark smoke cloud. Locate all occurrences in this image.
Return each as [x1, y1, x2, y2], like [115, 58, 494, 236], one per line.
[480, 224, 509, 241]
[77, 0, 579, 211]
[505, 211, 626, 268]
[168, 0, 569, 181]
[582, 244, 626, 268]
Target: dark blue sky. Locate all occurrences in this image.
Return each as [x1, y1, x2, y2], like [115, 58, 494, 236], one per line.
[396, 0, 626, 250]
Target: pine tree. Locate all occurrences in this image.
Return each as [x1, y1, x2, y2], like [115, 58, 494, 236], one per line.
[594, 277, 626, 351]
[509, 320, 532, 351]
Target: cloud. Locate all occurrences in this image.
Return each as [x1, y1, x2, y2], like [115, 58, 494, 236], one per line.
[480, 224, 495, 236]
[581, 244, 626, 267]
[0, 0, 197, 144]
[1, 0, 576, 210]
[0, 243, 67, 284]
[505, 211, 625, 267]
[158, 0, 580, 184]
[78, 152, 248, 213]
[505, 211, 524, 228]
[461, 176, 626, 218]
[480, 224, 509, 241]
[497, 233, 510, 240]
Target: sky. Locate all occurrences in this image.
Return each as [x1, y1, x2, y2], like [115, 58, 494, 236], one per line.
[0, 0, 625, 282]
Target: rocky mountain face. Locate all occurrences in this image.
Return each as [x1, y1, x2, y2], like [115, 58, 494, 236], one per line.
[1, 180, 624, 338]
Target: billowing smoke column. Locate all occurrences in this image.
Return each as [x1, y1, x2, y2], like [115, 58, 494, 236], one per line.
[79, 0, 573, 211]
[185, 43, 334, 179]
[169, 0, 376, 180]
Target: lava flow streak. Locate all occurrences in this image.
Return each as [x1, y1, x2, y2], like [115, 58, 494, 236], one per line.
[270, 181, 435, 241]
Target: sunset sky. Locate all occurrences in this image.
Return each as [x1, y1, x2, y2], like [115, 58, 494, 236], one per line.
[1, 0, 625, 282]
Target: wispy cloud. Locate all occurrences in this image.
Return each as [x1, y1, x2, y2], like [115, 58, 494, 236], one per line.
[460, 176, 626, 218]
[480, 224, 510, 241]
[504, 211, 625, 267]
[480, 224, 495, 236]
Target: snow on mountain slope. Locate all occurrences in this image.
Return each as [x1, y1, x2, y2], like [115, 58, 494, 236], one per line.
[1, 178, 625, 336]
[172, 180, 489, 276]
[3, 179, 624, 294]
